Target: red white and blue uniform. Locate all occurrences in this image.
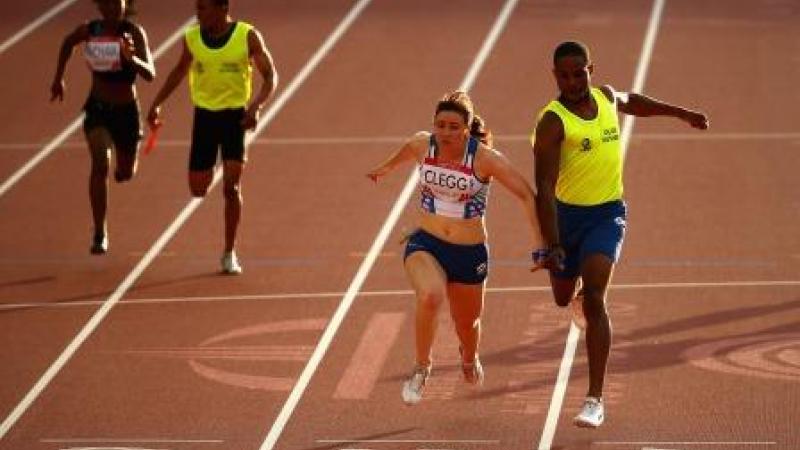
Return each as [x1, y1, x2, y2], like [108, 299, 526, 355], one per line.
[404, 135, 491, 285]
[419, 135, 490, 219]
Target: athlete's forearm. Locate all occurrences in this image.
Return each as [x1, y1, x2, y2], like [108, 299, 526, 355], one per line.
[52, 40, 74, 82]
[523, 198, 545, 249]
[535, 190, 559, 247]
[249, 79, 276, 112]
[130, 55, 155, 82]
[624, 93, 692, 119]
[150, 67, 187, 108]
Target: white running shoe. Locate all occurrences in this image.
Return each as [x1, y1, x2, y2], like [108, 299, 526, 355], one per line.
[570, 291, 587, 330]
[221, 251, 243, 275]
[574, 396, 604, 428]
[462, 358, 484, 386]
[401, 364, 431, 405]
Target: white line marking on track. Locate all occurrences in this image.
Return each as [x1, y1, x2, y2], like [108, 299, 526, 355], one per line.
[0, 16, 195, 198]
[0, 0, 78, 54]
[1, 279, 797, 310]
[42, 439, 222, 443]
[256, 0, 520, 449]
[0, 2, 363, 439]
[57, 447, 168, 450]
[316, 440, 500, 444]
[536, 0, 665, 449]
[596, 442, 777, 446]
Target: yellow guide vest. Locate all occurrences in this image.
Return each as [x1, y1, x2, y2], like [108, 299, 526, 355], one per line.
[537, 87, 623, 206]
[185, 22, 253, 110]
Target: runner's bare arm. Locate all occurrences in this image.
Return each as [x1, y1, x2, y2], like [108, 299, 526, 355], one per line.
[124, 24, 155, 82]
[242, 28, 278, 130]
[532, 111, 566, 270]
[476, 146, 544, 252]
[366, 132, 428, 182]
[50, 24, 89, 102]
[602, 84, 709, 129]
[146, 40, 193, 127]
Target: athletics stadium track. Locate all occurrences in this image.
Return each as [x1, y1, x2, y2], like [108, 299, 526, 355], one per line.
[0, 1, 798, 449]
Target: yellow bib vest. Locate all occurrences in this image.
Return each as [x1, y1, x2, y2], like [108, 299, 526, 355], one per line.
[185, 22, 253, 110]
[537, 87, 623, 206]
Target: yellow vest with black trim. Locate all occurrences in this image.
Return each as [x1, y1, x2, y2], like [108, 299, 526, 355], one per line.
[185, 22, 252, 110]
[537, 87, 623, 206]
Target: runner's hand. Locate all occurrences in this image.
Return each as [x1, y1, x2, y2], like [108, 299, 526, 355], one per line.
[147, 105, 163, 129]
[241, 106, 259, 130]
[50, 79, 65, 102]
[120, 32, 135, 62]
[531, 245, 565, 272]
[682, 110, 709, 130]
[366, 167, 388, 183]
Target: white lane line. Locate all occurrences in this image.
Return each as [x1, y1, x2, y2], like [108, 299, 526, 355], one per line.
[0, 16, 195, 198]
[0, 1, 362, 438]
[56, 447, 168, 450]
[597, 442, 777, 446]
[256, 1, 520, 449]
[318, 441, 499, 444]
[41, 438, 222, 443]
[0, 0, 78, 54]
[536, 0, 666, 449]
[1, 279, 797, 310]
[2, 131, 797, 150]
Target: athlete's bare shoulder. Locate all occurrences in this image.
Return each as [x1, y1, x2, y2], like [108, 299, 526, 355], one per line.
[401, 131, 431, 160]
[599, 84, 630, 106]
[408, 131, 431, 148]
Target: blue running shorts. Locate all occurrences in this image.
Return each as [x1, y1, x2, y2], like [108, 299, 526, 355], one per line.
[404, 229, 489, 284]
[553, 199, 627, 279]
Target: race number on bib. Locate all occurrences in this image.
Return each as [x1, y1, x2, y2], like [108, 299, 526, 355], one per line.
[85, 38, 122, 72]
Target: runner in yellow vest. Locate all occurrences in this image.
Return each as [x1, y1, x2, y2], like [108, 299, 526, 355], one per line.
[531, 41, 708, 427]
[147, 0, 278, 274]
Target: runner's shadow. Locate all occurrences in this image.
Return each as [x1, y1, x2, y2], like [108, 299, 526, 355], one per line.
[0, 275, 55, 289]
[0, 272, 220, 313]
[468, 298, 800, 400]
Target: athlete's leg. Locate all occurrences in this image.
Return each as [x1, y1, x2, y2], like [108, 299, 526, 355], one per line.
[188, 169, 213, 197]
[549, 274, 581, 307]
[85, 127, 113, 240]
[579, 253, 615, 399]
[221, 160, 243, 253]
[188, 107, 217, 198]
[446, 282, 484, 364]
[113, 142, 138, 182]
[404, 251, 448, 367]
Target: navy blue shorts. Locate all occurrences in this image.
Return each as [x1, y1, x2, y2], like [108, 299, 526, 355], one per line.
[403, 229, 489, 284]
[190, 107, 246, 171]
[553, 199, 627, 279]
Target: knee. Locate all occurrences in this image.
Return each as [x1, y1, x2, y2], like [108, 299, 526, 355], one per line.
[223, 182, 241, 200]
[417, 290, 445, 312]
[114, 167, 135, 183]
[189, 179, 210, 197]
[191, 188, 208, 197]
[554, 292, 573, 308]
[581, 288, 608, 318]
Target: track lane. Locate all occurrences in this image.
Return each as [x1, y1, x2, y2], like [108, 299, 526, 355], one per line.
[0, 0, 797, 449]
[258, 1, 654, 450]
[551, 0, 800, 448]
[0, 0, 369, 447]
